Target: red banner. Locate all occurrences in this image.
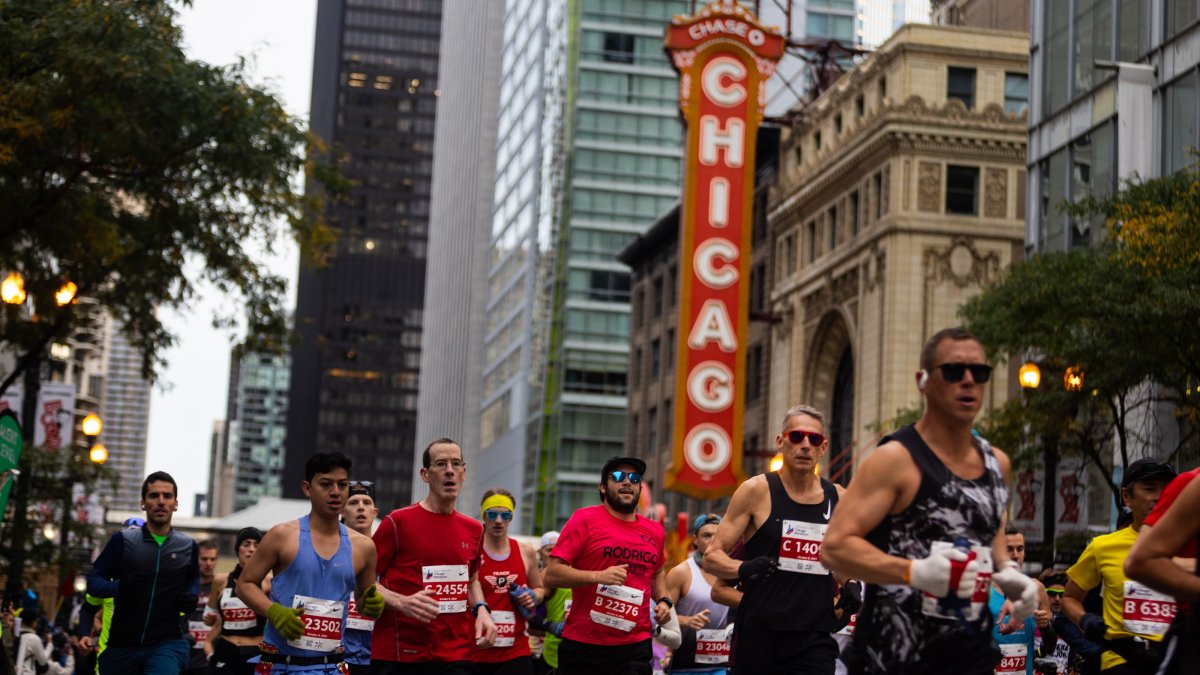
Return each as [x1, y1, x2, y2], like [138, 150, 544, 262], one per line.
[664, 2, 783, 499]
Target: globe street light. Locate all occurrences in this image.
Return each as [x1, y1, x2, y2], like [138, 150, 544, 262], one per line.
[1019, 362, 1042, 390]
[81, 413, 102, 438]
[54, 281, 78, 306]
[1, 272, 26, 305]
[88, 444, 108, 465]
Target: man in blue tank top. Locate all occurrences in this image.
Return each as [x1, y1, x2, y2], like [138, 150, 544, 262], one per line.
[822, 327, 1041, 675]
[703, 404, 849, 674]
[236, 452, 385, 673]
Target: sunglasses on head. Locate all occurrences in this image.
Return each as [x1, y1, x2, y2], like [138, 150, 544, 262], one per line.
[484, 510, 513, 521]
[349, 480, 374, 489]
[934, 362, 993, 383]
[610, 470, 643, 484]
[786, 430, 826, 446]
[1045, 589, 1064, 597]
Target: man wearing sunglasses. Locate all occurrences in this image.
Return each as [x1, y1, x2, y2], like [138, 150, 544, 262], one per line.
[472, 487, 544, 674]
[370, 438, 497, 675]
[1040, 571, 1097, 675]
[664, 513, 731, 675]
[544, 456, 670, 675]
[822, 327, 1040, 675]
[1062, 458, 1177, 675]
[703, 404, 847, 675]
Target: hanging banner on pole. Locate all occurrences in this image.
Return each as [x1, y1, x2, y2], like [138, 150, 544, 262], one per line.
[0, 410, 22, 518]
[665, 2, 783, 499]
[1055, 458, 1088, 536]
[1010, 466, 1044, 543]
[0, 386, 22, 422]
[35, 381, 76, 450]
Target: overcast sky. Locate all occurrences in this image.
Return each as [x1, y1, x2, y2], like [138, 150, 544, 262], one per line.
[145, 0, 318, 510]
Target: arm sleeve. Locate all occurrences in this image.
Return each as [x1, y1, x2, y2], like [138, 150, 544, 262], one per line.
[372, 514, 397, 583]
[550, 514, 588, 567]
[76, 601, 99, 638]
[86, 533, 124, 598]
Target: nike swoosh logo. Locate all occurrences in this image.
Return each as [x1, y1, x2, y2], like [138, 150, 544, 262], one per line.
[822, 501, 832, 520]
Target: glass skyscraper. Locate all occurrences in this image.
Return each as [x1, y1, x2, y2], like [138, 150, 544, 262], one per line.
[477, 0, 686, 533]
[284, 0, 441, 505]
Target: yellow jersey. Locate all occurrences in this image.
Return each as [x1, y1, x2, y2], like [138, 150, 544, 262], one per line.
[1067, 526, 1175, 670]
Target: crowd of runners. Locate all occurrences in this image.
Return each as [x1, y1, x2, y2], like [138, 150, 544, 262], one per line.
[28, 328, 1195, 675]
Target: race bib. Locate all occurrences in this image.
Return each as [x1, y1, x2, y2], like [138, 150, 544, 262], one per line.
[779, 520, 828, 574]
[187, 620, 208, 647]
[695, 628, 731, 664]
[589, 584, 644, 632]
[288, 596, 345, 653]
[346, 592, 376, 632]
[220, 588, 258, 631]
[491, 610, 517, 648]
[996, 643, 1027, 675]
[919, 541, 992, 622]
[1122, 580, 1176, 636]
[836, 612, 857, 636]
[423, 564, 470, 614]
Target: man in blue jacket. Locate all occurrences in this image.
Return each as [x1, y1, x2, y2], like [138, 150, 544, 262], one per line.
[88, 471, 199, 674]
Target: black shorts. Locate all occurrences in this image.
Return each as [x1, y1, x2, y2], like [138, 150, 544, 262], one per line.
[556, 639, 652, 675]
[473, 658, 534, 675]
[732, 629, 837, 675]
[371, 661, 473, 675]
[210, 638, 259, 675]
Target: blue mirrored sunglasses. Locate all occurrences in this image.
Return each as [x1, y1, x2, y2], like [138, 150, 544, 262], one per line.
[484, 510, 513, 521]
[610, 470, 643, 484]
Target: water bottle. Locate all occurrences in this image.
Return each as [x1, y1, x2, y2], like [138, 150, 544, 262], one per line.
[508, 584, 537, 620]
[939, 536, 976, 615]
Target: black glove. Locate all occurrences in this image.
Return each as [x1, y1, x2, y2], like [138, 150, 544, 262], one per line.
[835, 581, 862, 615]
[737, 555, 777, 585]
[1078, 612, 1106, 642]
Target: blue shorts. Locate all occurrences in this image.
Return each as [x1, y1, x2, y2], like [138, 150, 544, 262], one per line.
[99, 639, 189, 675]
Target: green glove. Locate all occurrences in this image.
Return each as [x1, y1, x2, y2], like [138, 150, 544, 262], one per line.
[360, 585, 385, 619]
[266, 603, 304, 641]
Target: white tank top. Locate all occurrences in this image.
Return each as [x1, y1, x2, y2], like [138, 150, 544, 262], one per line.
[675, 556, 729, 628]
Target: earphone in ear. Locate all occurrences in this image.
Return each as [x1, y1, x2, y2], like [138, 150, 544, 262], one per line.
[917, 369, 929, 390]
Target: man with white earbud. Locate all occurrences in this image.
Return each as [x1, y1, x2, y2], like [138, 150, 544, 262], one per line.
[822, 327, 1039, 675]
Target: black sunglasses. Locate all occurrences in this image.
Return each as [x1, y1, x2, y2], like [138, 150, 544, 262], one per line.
[610, 470, 643, 484]
[934, 362, 993, 384]
[786, 430, 826, 446]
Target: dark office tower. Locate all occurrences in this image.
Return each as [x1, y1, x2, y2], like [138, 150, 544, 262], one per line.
[283, 0, 440, 506]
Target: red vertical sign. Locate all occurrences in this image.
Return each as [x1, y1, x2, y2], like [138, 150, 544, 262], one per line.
[664, 3, 783, 499]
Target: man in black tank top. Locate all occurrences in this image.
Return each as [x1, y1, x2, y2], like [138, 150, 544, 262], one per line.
[704, 404, 850, 674]
[821, 328, 1040, 675]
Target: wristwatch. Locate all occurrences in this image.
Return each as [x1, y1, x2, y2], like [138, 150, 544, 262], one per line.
[471, 601, 491, 617]
[656, 596, 673, 609]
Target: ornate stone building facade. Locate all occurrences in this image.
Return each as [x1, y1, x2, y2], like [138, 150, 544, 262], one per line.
[767, 24, 1028, 480]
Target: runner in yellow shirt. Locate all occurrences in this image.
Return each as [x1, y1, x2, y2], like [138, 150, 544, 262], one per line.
[1063, 459, 1176, 674]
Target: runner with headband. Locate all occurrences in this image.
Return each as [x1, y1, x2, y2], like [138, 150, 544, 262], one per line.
[340, 480, 379, 675]
[472, 488, 543, 675]
[664, 513, 731, 675]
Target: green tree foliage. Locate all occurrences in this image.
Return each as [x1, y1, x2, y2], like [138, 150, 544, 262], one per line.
[0, 0, 338, 391]
[962, 162, 1200, 488]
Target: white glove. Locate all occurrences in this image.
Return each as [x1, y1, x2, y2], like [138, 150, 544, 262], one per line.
[908, 547, 979, 598]
[992, 561, 1039, 621]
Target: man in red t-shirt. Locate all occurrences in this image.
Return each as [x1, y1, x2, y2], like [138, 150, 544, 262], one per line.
[371, 438, 498, 675]
[544, 456, 671, 675]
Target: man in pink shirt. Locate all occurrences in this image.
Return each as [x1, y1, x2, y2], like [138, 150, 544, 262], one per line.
[544, 456, 672, 675]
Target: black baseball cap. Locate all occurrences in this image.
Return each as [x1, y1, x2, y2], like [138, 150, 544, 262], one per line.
[600, 456, 647, 482]
[1121, 459, 1176, 488]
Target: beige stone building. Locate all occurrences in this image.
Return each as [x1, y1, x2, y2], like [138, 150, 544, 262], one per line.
[767, 24, 1028, 480]
[931, 0, 1031, 32]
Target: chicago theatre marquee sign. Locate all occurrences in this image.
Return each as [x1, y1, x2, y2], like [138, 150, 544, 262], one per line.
[664, 2, 783, 499]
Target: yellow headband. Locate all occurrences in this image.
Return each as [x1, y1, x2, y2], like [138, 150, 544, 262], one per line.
[481, 494, 515, 516]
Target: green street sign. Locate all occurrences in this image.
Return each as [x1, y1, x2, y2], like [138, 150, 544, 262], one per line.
[0, 409, 22, 518]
